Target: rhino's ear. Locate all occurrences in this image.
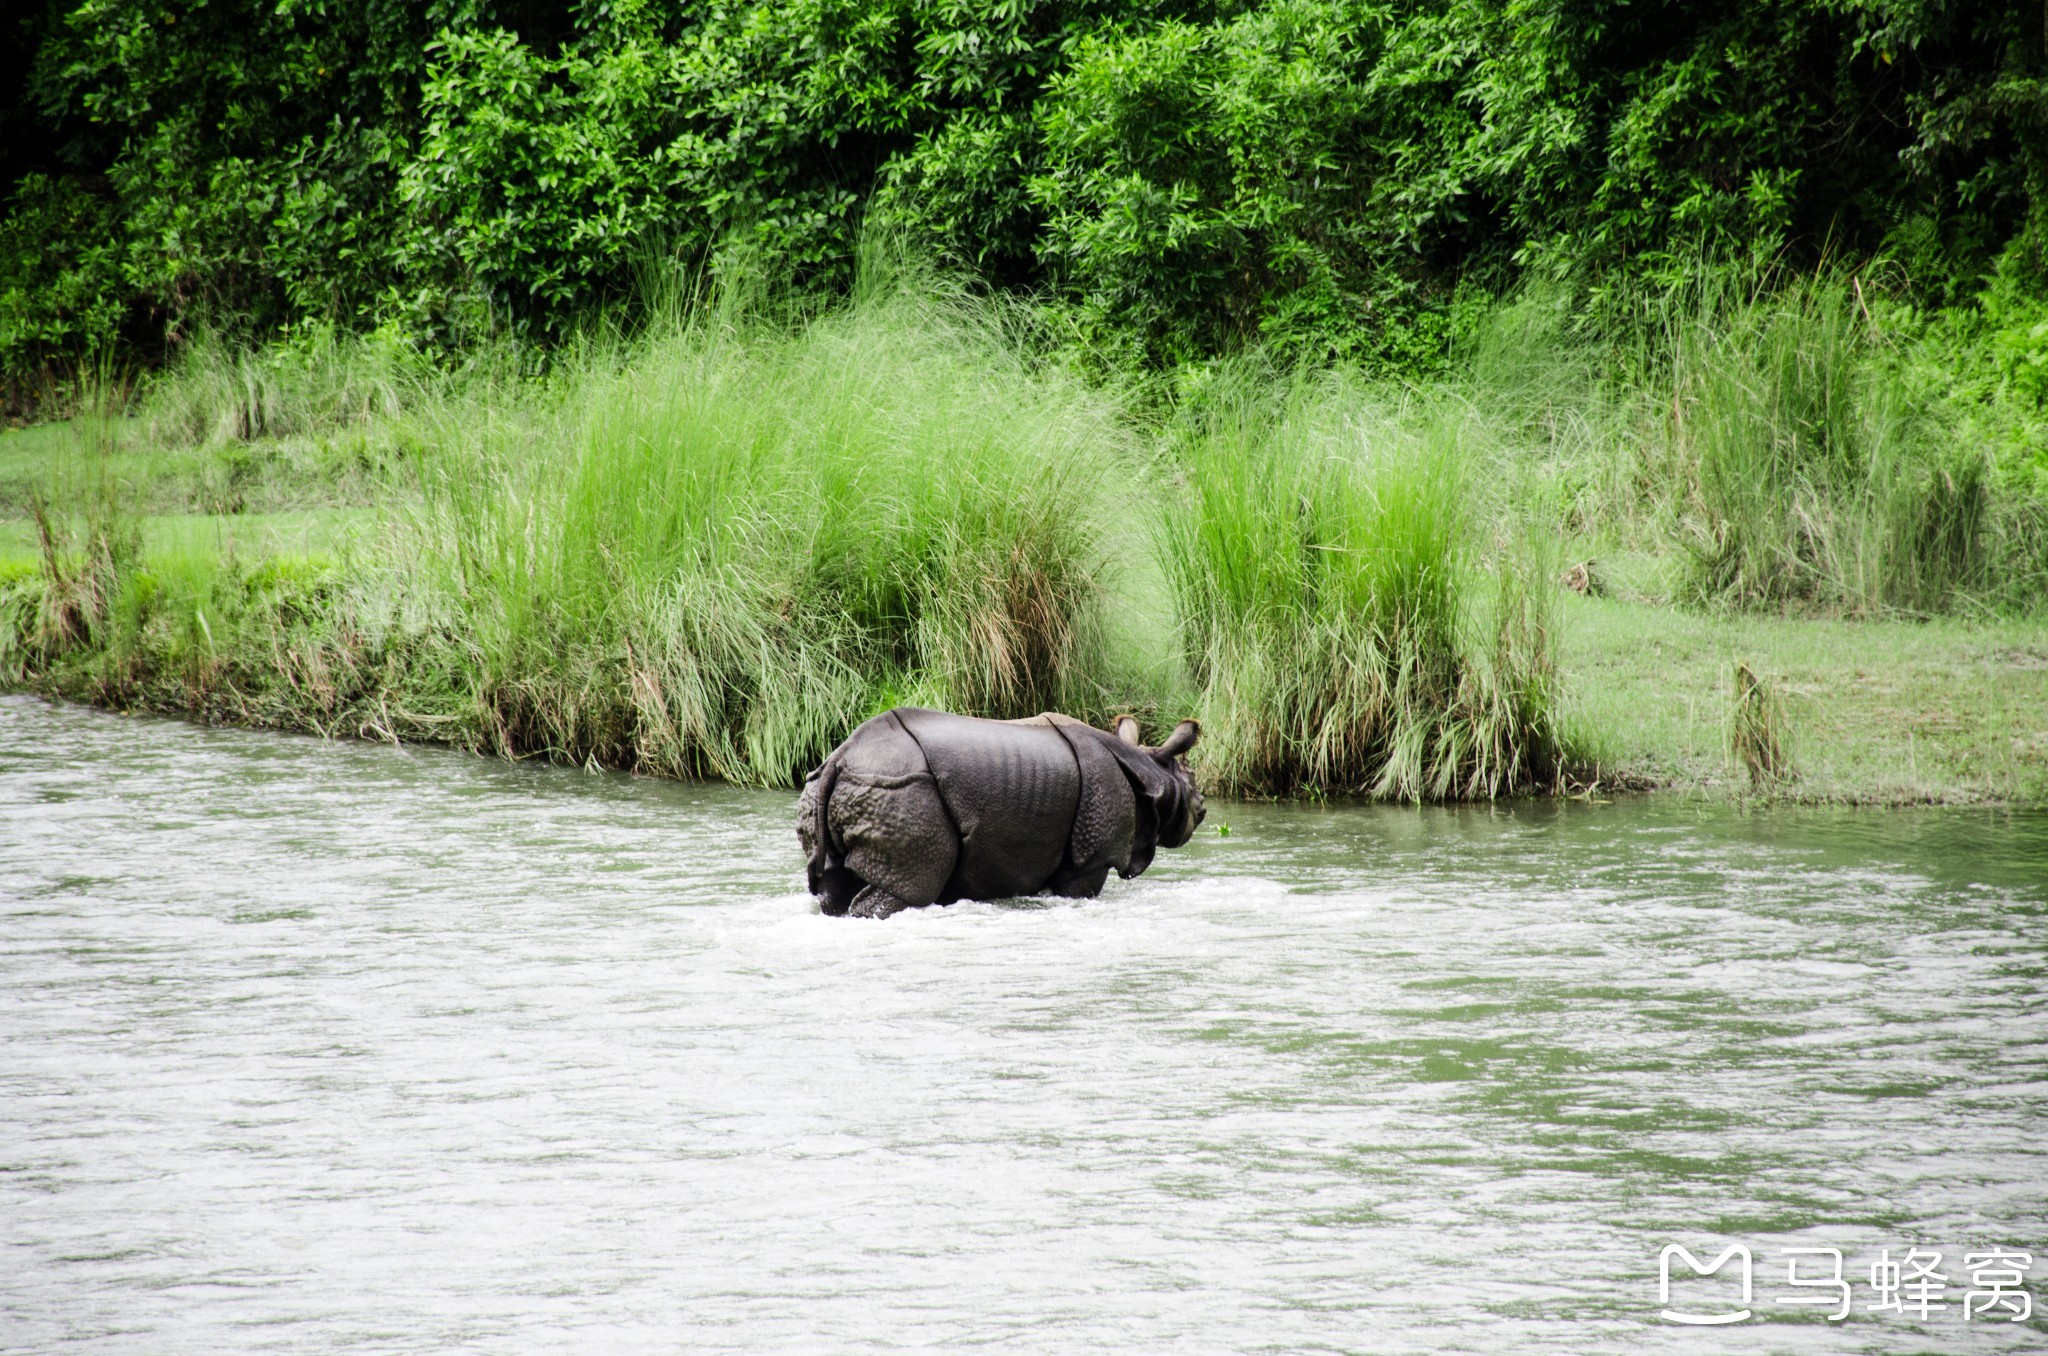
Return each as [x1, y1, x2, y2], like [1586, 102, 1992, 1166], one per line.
[1153, 719, 1199, 762]
[1112, 714, 1142, 746]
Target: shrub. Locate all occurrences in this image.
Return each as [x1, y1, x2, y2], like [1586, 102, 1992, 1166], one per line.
[0, 175, 130, 395]
[6, 1, 2047, 372]
[1662, 273, 1996, 613]
[1159, 370, 1564, 798]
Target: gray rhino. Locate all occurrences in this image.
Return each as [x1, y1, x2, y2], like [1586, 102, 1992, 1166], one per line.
[797, 708, 1204, 918]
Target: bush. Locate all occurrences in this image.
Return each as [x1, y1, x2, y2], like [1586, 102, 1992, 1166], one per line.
[1031, 3, 1460, 368]
[1159, 369, 1563, 797]
[5, 1, 2046, 372]
[0, 175, 129, 392]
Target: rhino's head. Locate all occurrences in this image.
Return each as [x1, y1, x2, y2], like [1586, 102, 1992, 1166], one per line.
[1113, 715, 1206, 848]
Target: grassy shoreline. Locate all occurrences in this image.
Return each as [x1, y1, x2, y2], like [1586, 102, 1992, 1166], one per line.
[6, 278, 2047, 806]
[0, 303, 1561, 799]
[9, 587, 2046, 805]
[1560, 596, 2048, 804]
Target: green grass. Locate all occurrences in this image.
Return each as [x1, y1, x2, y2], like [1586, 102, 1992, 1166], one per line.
[1159, 372, 1562, 798]
[0, 420, 90, 509]
[8, 265, 2048, 804]
[1, 412, 405, 526]
[1562, 595, 2048, 803]
[0, 509, 366, 566]
[143, 323, 429, 446]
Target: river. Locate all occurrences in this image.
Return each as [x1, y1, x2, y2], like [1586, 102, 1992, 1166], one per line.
[2, 694, 2043, 1352]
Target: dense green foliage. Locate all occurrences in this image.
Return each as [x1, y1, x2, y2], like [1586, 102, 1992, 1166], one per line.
[1159, 375, 1561, 795]
[1, 276, 1566, 795]
[5, 0, 2047, 376]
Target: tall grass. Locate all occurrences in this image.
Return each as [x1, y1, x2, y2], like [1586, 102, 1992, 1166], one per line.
[24, 248, 2048, 808]
[144, 323, 431, 446]
[3, 383, 140, 678]
[1160, 372, 1563, 798]
[7, 272, 1582, 801]
[1659, 273, 1990, 613]
[1444, 266, 2044, 617]
[402, 278, 1130, 784]
[7, 277, 1138, 786]
[18, 259, 2044, 802]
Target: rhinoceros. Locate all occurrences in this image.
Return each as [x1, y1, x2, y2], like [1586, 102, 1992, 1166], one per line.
[797, 708, 1204, 918]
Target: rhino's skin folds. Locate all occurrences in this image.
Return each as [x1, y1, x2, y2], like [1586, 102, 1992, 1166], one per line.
[797, 708, 1204, 919]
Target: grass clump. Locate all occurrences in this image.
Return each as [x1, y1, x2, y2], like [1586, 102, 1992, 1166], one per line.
[342, 276, 1129, 785]
[1659, 273, 1990, 613]
[1728, 659, 1793, 788]
[1160, 372, 1564, 799]
[144, 323, 432, 447]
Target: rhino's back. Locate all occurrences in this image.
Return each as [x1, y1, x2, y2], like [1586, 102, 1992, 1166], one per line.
[893, 708, 1080, 900]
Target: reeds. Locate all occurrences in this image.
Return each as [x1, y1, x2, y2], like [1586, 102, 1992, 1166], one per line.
[11, 386, 140, 670]
[1159, 372, 1564, 798]
[19, 252, 2048, 802]
[1445, 266, 2036, 617]
[5, 282, 1133, 782]
[1661, 272, 1991, 614]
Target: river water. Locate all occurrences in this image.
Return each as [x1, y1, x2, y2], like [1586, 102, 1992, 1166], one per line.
[2, 693, 2043, 1353]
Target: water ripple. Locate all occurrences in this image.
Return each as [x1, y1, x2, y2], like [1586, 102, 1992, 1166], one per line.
[2, 695, 2044, 1352]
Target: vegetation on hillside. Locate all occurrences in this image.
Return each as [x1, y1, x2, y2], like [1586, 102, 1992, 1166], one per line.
[5, 0, 2046, 379]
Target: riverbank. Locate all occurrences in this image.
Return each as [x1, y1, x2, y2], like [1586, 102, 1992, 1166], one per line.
[1561, 595, 2048, 804]
[6, 282, 2047, 806]
[9, 501, 2046, 806]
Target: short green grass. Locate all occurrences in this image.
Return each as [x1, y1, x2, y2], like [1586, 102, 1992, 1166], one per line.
[0, 420, 85, 502]
[0, 509, 368, 569]
[1562, 595, 2048, 803]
